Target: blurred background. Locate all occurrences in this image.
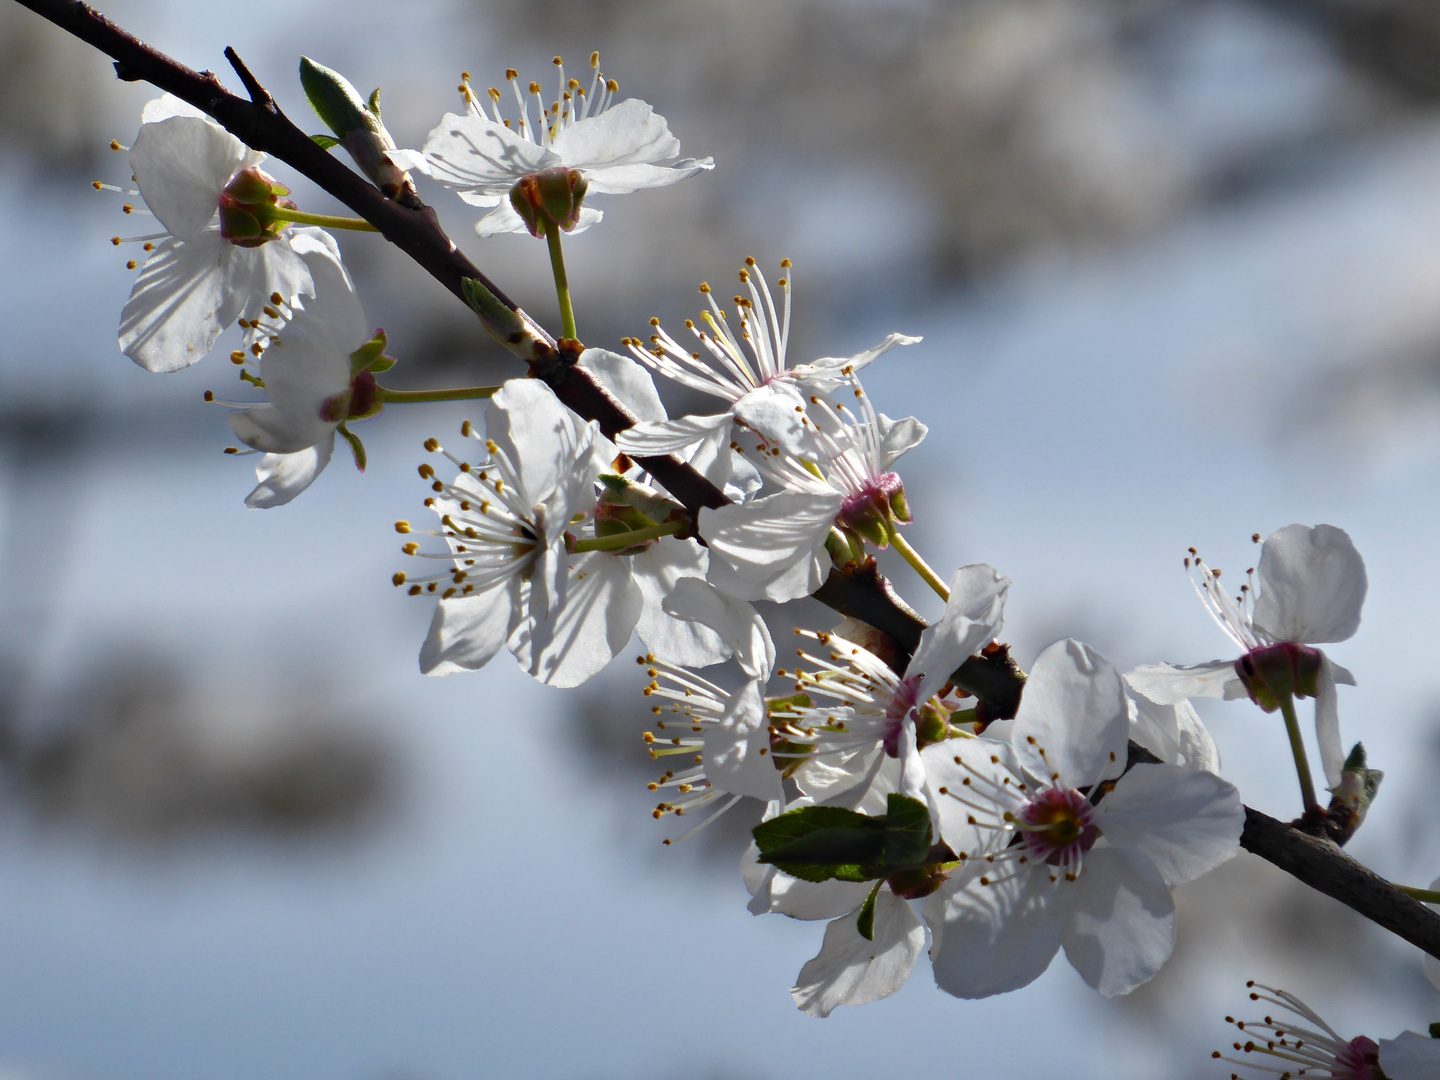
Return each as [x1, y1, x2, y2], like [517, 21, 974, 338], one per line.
[4, 0, 1440, 1075]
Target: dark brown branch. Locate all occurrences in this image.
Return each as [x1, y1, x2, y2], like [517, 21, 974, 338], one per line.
[1241, 806, 1440, 960]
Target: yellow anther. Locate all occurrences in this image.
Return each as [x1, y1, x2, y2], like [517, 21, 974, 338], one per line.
[392, 572, 407, 587]
[109, 140, 122, 151]
[402, 543, 419, 556]
[506, 68, 518, 81]
[126, 260, 137, 270]
[590, 52, 599, 67]
[122, 203, 134, 214]
[529, 81, 542, 94]
[423, 438, 440, 452]
[408, 585, 422, 596]
[395, 520, 412, 534]
[203, 390, 214, 402]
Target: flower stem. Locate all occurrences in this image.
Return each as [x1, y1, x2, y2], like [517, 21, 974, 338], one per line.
[268, 206, 380, 232]
[1278, 694, 1320, 815]
[374, 385, 500, 405]
[1398, 886, 1440, 903]
[570, 518, 685, 553]
[889, 526, 949, 601]
[544, 225, 578, 341]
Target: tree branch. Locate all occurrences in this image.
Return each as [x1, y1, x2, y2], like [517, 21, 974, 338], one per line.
[1240, 805, 1440, 960]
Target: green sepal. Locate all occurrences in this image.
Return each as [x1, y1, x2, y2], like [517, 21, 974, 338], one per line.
[300, 56, 377, 139]
[337, 422, 367, 472]
[311, 134, 341, 150]
[856, 881, 883, 942]
[349, 330, 390, 376]
[881, 794, 932, 868]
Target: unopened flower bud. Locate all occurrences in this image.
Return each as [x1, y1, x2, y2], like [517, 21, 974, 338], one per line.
[217, 166, 293, 247]
[509, 167, 589, 238]
[1325, 742, 1383, 843]
[300, 57, 420, 205]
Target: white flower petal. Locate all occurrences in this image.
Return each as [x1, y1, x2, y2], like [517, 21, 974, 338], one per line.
[118, 235, 234, 372]
[227, 402, 335, 455]
[1253, 524, 1367, 644]
[510, 550, 643, 687]
[660, 577, 773, 678]
[1378, 1031, 1440, 1079]
[631, 541, 729, 669]
[549, 99, 682, 175]
[1175, 702, 1221, 772]
[244, 437, 333, 508]
[582, 158, 714, 194]
[1096, 763, 1243, 885]
[140, 93, 208, 123]
[578, 347, 667, 423]
[743, 849, 872, 921]
[615, 413, 732, 456]
[130, 115, 250, 240]
[487, 380, 600, 536]
[1124, 659, 1243, 704]
[699, 491, 842, 603]
[1124, 681, 1180, 764]
[792, 332, 922, 390]
[926, 862, 1064, 999]
[921, 737, 1022, 856]
[1316, 655, 1345, 790]
[792, 890, 924, 1017]
[792, 745, 881, 809]
[702, 681, 780, 801]
[877, 413, 928, 470]
[906, 563, 1009, 694]
[419, 111, 556, 194]
[419, 579, 522, 676]
[731, 381, 816, 458]
[1058, 846, 1176, 998]
[1015, 640, 1129, 787]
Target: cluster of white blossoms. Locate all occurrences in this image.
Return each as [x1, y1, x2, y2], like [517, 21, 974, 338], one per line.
[86, 39, 1440, 1062]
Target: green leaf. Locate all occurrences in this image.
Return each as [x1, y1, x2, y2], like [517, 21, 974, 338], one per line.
[757, 825, 886, 868]
[881, 793, 932, 868]
[310, 134, 341, 150]
[368, 86, 383, 119]
[856, 881, 883, 942]
[754, 805, 880, 853]
[772, 861, 874, 884]
[1430, 1022, 1440, 1039]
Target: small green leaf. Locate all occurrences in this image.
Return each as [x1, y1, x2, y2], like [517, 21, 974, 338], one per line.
[754, 805, 880, 853]
[310, 134, 341, 150]
[881, 793, 932, 868]
[757, 825, 886, 868]
[1430, 1021, 1440, 1039]
[773, 862, 875, 884]
[368, 87, 383, 119]
[856, 881, 883, 942]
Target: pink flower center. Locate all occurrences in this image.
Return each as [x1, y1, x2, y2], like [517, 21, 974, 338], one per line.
[1333, 1037, 1383, 1080]
[838, 471, 902, 526]
[880, 675, 923, 756]
[1017, 787, 1100, 866]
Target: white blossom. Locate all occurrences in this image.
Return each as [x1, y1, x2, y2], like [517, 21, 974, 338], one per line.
[1215, 981, 1438, 1080]
[401, 55, 712, 237]
[698, 375, 926, 602]
[616, 260, 918, 460]
[772, 564, 1010, 810]
[113, 95, 337, 373]
[1128, 524, 1367, 788]
[642, 579, 781, 832]
[922, 639, 1243, 999]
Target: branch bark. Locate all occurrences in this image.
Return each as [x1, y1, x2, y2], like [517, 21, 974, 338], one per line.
[19, 0, 1440, 966]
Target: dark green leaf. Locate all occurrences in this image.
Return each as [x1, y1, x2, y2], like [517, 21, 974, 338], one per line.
[310, 134, 340, 150]
[772, 861, 876, 884]
[758, 826, 885, 868]
[753, 805, 879, 853]
[881, 793, 932, 868]
[1430, 1022, 1440, 1039]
